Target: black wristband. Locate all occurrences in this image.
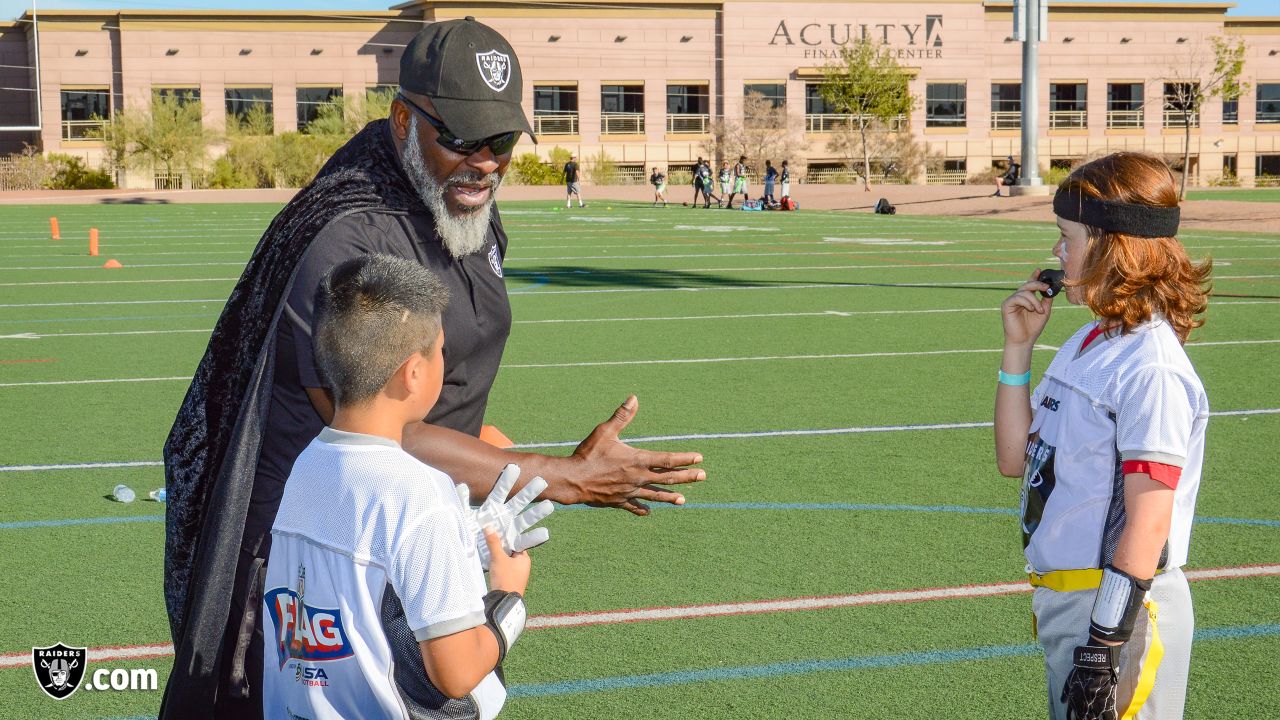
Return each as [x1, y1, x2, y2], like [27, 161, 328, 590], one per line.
[1089, 565, 1152, 643]
[483, 590, 526, 664]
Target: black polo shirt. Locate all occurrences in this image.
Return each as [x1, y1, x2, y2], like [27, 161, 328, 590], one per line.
[245, 206, 513, 549]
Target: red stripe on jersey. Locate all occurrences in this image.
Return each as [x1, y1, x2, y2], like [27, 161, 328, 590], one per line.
[1122, 460, 1182, 489]
[1081, 323, 1113, 352]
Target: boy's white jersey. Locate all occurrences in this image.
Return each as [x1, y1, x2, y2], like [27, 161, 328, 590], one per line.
[1021, 317, 1208, 574]
[262, 428, 503, 720]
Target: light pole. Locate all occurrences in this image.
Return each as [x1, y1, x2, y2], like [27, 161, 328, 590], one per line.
[1014, 0, 1048, 195]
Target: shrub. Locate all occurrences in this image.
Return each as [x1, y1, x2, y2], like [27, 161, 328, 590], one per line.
[509, 153, 560, 185]
[46, 154, 114, 189]
[585, 150, 619, 185]
[0, 145, 53, 190]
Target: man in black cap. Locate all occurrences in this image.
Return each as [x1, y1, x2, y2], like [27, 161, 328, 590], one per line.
[994, 154, 1021, 197]
[159, 17, 704, 719]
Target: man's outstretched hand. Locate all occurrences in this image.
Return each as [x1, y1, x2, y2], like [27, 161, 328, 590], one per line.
[561, 395, 705, 515]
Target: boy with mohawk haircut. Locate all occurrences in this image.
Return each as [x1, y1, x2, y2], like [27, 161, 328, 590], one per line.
[262, 253, 551, 720]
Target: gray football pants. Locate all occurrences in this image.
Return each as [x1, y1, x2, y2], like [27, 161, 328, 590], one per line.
[1032, 566, 1193, 720]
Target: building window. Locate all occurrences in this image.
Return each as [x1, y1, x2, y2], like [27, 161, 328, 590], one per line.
[666, 84, 709, 133]
[1049, 83, 1087, 129]
[296, 86, 341, 133]
[153, 87, 201, 107]
[1163, 82, 1199, 128]
[925, 82, 966, 128]
[991, 83, 1021, 129]
[1223, 153, 1237, 179]
[533, 85, 579, 135]
[225, 87, 273, 132]
[1257, 154, 1280, 185]
[1258, 84, 1280, 125]
[601, 84, 643, 134]
[1223, 98, 1238, 125]
[804, 83, 838, 115]
[744, 82, 786, 110]
[1107, 83, 1143, 128]
[60, 87, 110, 141]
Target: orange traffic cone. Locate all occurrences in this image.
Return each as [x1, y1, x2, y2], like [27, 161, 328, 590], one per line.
[50, 217, 60, 240]
[89, 228, 99, 256]
[479, 425, 514, 449]
[102, 258, 123, 269]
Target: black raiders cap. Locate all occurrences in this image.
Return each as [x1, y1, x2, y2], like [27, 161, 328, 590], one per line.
[399, 16, 535, 142]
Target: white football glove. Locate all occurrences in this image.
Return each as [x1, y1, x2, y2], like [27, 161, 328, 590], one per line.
[456, 464, 554, 569]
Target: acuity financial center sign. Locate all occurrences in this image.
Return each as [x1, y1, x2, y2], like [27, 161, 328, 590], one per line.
[769, 15, 944, 60]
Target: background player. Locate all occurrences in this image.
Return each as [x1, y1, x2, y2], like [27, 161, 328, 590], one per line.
[994, 152, 1211, 720]
[650, 166, 667, 207]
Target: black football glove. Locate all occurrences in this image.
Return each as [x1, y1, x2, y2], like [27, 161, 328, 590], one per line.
[1061, 641, 1121, 720]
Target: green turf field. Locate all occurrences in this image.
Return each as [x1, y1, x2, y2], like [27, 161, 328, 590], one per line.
[1183, 187, 1280, 203]
[0, 200, 1277, 718]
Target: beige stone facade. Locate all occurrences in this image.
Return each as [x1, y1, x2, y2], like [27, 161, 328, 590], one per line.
[1, 0, 1278, 187]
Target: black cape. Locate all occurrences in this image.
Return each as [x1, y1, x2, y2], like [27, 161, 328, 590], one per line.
[161, 120, 428, 712]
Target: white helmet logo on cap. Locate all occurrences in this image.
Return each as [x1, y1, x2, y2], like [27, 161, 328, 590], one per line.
[476, 50, 511, 92]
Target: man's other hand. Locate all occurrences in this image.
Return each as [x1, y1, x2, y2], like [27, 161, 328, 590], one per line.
[560, 395, 705, 516]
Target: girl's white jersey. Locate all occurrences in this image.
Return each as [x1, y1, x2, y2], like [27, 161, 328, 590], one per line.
[1021, 317, 1208, 574]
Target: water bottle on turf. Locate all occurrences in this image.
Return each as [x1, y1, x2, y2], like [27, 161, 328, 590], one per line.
[112, 484, 136, 503]
[149, 488, 167, 503]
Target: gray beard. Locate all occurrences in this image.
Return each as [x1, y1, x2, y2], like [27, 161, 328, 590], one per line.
[401, 115, 501, 259]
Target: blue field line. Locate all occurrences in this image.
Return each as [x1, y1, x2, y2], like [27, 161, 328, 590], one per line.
[4, 504, 1278, 530]
[506, 623, 1280, 699]
[507, 275, 551, 293]
[0, 515, 164, 530]
[89, 622, 1280, 718]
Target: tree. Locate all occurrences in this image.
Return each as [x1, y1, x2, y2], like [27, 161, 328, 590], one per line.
[1165, 36, 1248, 199]
[819, 40, 916, 191]
[703, 93, 808, 179]
[825, 120, 924, 185]
[96, 93, 211, 186]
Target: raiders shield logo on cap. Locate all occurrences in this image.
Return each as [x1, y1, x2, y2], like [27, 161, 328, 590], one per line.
[32, 643, 87, 700]
[475, 50, 511, 92]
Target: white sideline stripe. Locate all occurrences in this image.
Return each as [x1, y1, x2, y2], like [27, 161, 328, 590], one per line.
[0, 277, 239, 287]
[3, 341, 1277, 386]
[2, 257, 1276, 285]
[0, 298, 224, 309]
[0, 643, 175, 669]
[0, 329, 214, 340]
[0, 376, 190, 388]
[0, 460, 163, 472]
[511, 408, 1280, 449]
[0, 262, 249, 271]
[3, 409, 1278, 471]
[1, 300, 1275, 341]
[1, 564, 1276, 668]
[505, 349, 1006, 369]
[501, 340, 1280, 369]
[530, 564, 1280, 629]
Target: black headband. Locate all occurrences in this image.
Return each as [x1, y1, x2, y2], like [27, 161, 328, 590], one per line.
[1053, 190, 1180, 238]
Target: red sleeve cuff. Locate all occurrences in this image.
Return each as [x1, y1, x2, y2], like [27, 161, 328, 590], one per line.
[1122, 460, 1182, 489]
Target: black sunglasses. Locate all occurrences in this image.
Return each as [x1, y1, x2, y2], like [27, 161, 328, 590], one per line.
[397, 93, 521, 157]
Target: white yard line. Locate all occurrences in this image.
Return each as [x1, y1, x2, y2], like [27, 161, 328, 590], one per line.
[1, 563, 1275, 668]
